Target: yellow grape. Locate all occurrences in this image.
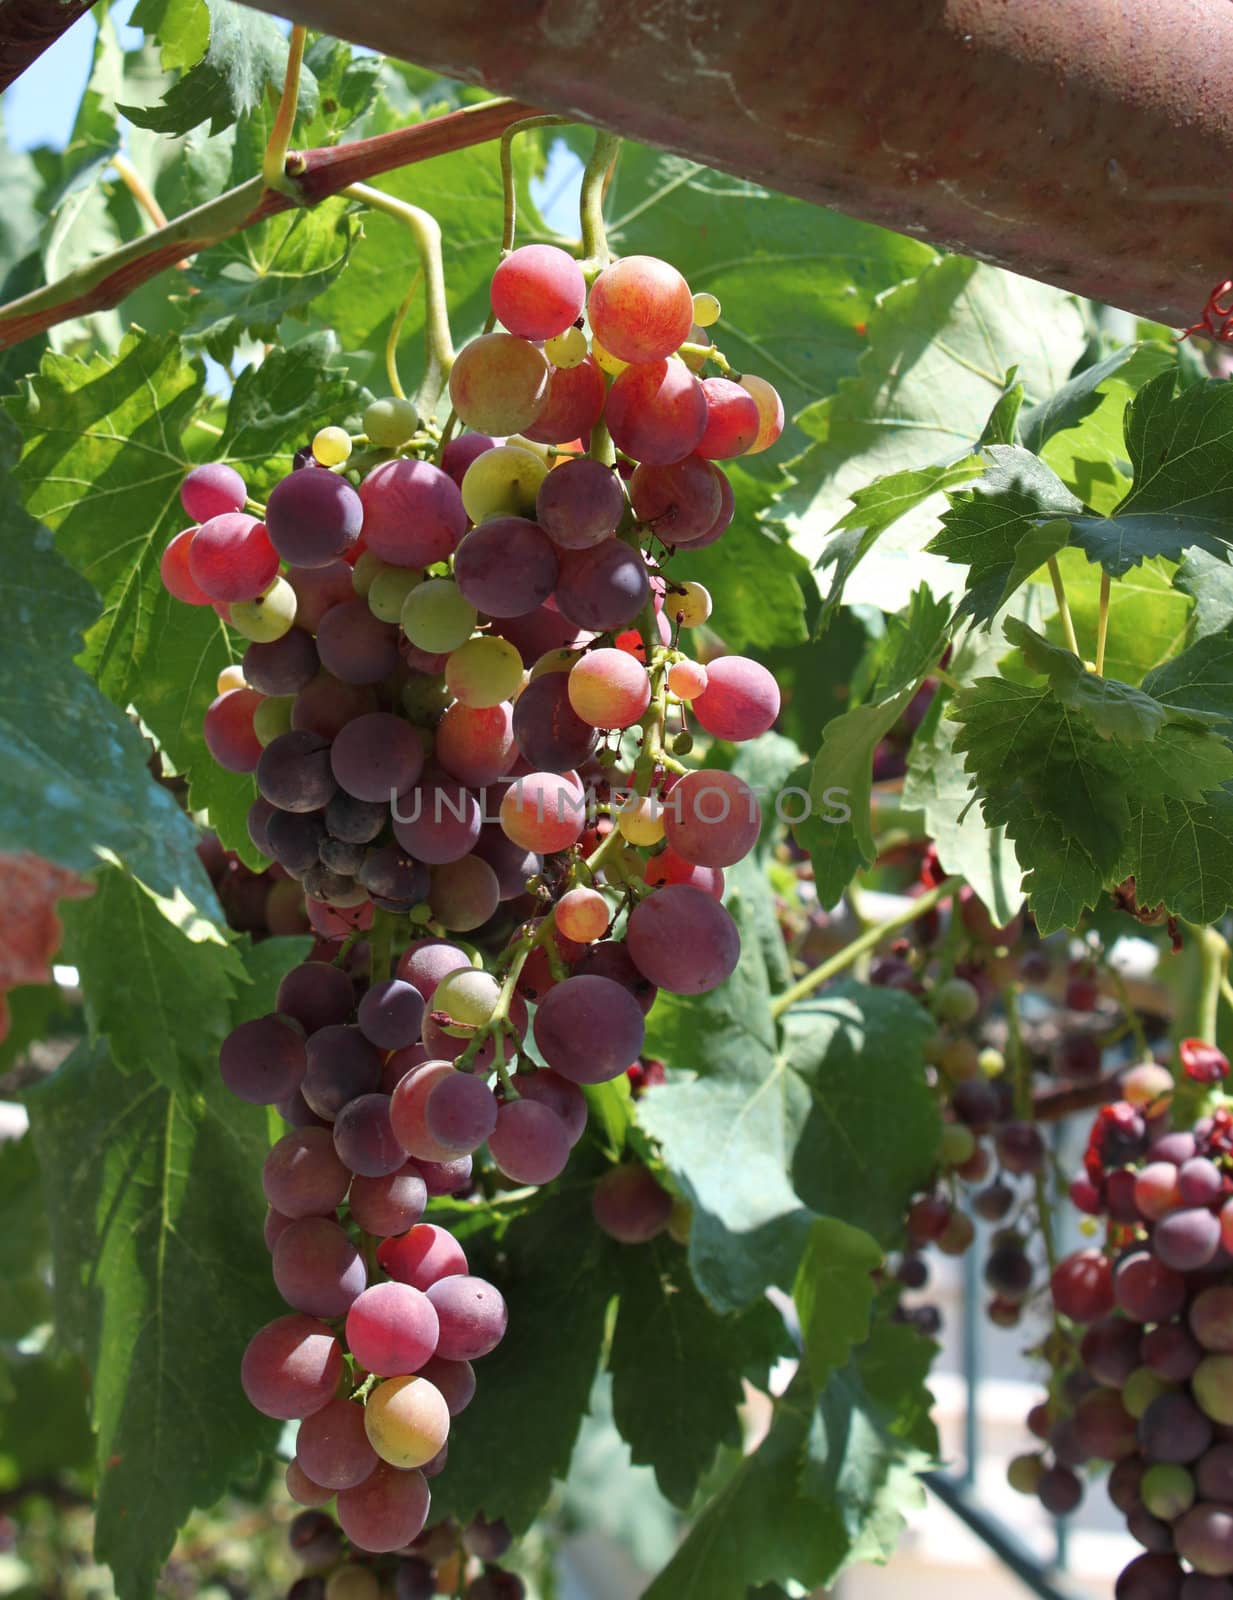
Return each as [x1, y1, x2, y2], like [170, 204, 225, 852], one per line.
[616, 795, 665, 847]
[692, 292, 721, 327]
[544, 326, 588, 368]
[313, 425, 353, 467]
[230, 576, 297, 642]
[666, 581, 712, 628]
[364, 1376, 449, 1469]
[217, 664, 246, 694]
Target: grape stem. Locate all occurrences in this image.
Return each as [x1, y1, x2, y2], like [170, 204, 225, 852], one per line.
[383, 268, 423, 401]
[769, 876, 964, 1020]
[679, 340, 736, 376]
[1189, 921, 1230, 1046]
[1046, 556, 1081, 658]
[578, 130, 621, 279]
[262, 24, 308, 193]
[368, 907, 398, 988]
[1094, 569, 1112, 676]
[498, 115, 574, 258]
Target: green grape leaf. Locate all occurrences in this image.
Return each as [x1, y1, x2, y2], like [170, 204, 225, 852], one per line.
[297, 37, 384, 147]
[0, 420, 215, 911]
[929, 447, 1081, 624]
[640, 980, 936, 1313]
[0, 1134, 52, 1339]
[0, 982, 83, 1076]
[129, 0, 211, 72]
[644, 1329, 936, 1599]
[1142, 626, 1233, 724]
[25, 1037, 282, 1600]
[1065, 373, 1233, 576]
[230, 934, 313, 1025]
[793, 1218, 882, 1393]
[804, 587, 951, 905]
[776, 255, 1087, 577]
[813, 459, 983, 627]
[60, 867, 246, 1093]
[1128, 785, 1233, 924]
[427, 1187, 611, 1533]
[608, 1237, 787, 1507]
[0, 1348, 94, 1480]
[122, 0, 318, 137]
[1177, 549, 1233, 641]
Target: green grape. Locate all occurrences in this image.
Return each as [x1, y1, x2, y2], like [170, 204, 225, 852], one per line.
[692, 291, 721, 327]
[313, 426, 353, 467]
[401, 674, 450, 720]
[460, 444, 548, 522]
[445, 635, 524, 708]
[253, 695, 295, 746]
[666, 580, 712, 627]
[401, 579, 477, 654]
[544, 326, 588, 368]
[434, 967, 500, 1030]
[364, 396, 419, 448]
[230, 575, 297, 642]
[369, 564, 422, 623]
[351, 550, 386, 598]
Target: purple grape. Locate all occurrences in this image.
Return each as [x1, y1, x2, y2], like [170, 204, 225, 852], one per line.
[512, 670, 599, 773]
[267, 810, 329, 876]
[532, 975, 645, 1085]
[266, 468, 363, 566]
[273, 1216, 367, 1316]
[316, 601, 400, 685]
[454, 516, 559, 617]
[625, 885, 739, 995]
[358, 845, 429, 907]
[358, 979, 427, 1051]
[276, 961, 357, 1034]
[326, 791, 389, 844]
[302, 1024, 383, 1120]
[330, 713, 425, 804]
[333, 1092, 406, 1177]
[391, 778, 481, 864]
[258, 731, 338, 813]
[1116, 1554, 1183, 1599]
[572, 939, 658, 1014]
[553, 540, 650, 632]
[243, 628, 320, 696]
[426, 1275, 508, 1360]
[1155, 1207, 1221, 1271]
[220, 1014, 306, 1104]
[347, 1165, 428, 1236]
[1140, 1392, 1214, 1463]
[263, 1126, 350, 1218]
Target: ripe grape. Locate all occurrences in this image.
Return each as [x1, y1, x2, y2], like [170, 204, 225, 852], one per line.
[358, 845, 430, 908]
[555, 886, 609, 943]
[189, 513, 278, 602]
[358, 979, 427, 1051]
[514, 1069, 588, 1145]
[535, 457, 624, 549]
[346, 1282, 440, 1377]
[697, 376, 761, 458]
[160, 528, 211, 604]
[1116, 1252, 1187, 1323]
[568, 648, 651, 729]
[182, 461, 247, 522]
[1181, 1157, 1225, 1206]
[317, 601, 400, 685]
[220, 1014, 307, 1104]
[425, 1275, 508, 1360]
[445, 636, 524, 709]
[593, 1163, 673, 1243]
[303, 1024, 383, 1120]
[626, 885, 740, 994]
[554, 540, 650, 632]
[512, 671, 598, 772]
[263, 1126, 350, 1218]
[273, 1216, 367, 1316]
[288, 560, 355, 631]
[289, 1507, 344, 1570]
[294, 674, 378, 740]
[1081, 1316, 1143, 1386]
[533, 975, 646, 1084]
[266, 810, 328, 877]
[402, 579, 478, 654]
[392, 777, 481, 864]
[1176, 1504, 1233, 1576]
[358, 459, 467, 567]
[333, 1093, 406, 1178]
[587, 255, 694, 364]
[204, 688, 265, 773]
[663, 768, 761, 867]
[448, 332, 550, 435]
[436, 702, 517, 787]
[286, 1459, 333, 1507]
[488, 1097, 571, 1183]
[1074, 1387, 1139, 1460]
[668, 659, 707, 699]
[630, 455, 724, 544]
[1037, 1463, 1083, 1514]
[416, 1356, 476, 1418]
[336, 1460, 430, 1552]
[499, 771, 587, 853]
[738, 373, 785, 454]
[1192, 1287, 1233, 1352]
[521, 354, 606, 444]
[1136, 1161, 1184, 1221]
[348, 1166, 428, 1236]
[692, 654, 781, 741]
[460, 443, 547, 522]
[1156, 1207, 1221, 1271]
[396, 939, 472, 1001]
[422, 1071, 499, 1154]
[266, 469, 363, 566]
[365, 1375, 450, 1469]
[244, 628, 319, 696]
[1140, 1391, 1214, 1462]
[296, 1398, 378, 1491]
[605, 359, 708, 465]
[491, 243, 586, 339]
[454, 517, 559, 619]
[330, 713, 424, 804]
[1143, 1322, 1203, 1380]
[379, 1223, 469, 1292]
[241, 1313, 342, 1419]
[258, 730, 338, 812]
[391, 1062, 463, 1163]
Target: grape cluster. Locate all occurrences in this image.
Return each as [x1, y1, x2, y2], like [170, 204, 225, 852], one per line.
[283, 1502, 524, 1599]
[1017, 1049, 1233, 1598]
[162, 242, 784, 1559]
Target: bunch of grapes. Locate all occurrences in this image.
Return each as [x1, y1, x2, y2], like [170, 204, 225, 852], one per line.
[283, 1503, 525, 1600]
[1008, 1045, 1233, 1599]
[162, 242, 785, 1560]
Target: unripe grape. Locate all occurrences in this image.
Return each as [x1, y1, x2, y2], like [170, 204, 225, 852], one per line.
[231, 576, 298, 643]
[738, 373, 785, 453]
[364, 396, 419, 447]
[691, 291, 721, 327]
[446, 635, 524, 708]
[1142, 1462, 1197, 1520]
[461, 443, 548, 522]
[448, 332, 550, 436]
[591, 336, 628, 376]
[1007, 1453, 1045, 1495]
[351, 549, 384, 597]
[368, 564, 422, 623]
[217, 663, 246, 693]
[253, 695, 294, 746]
[588, 255, 694, 365]
[313, 426, 352, 467]
[402, 579, 477, 654]
[544, 326, 588, 367]
[934, 976, 981, 1023]
[666, 580, 712, 627]
[616, 794, 666, 847]
[434, 968, 500, 1031]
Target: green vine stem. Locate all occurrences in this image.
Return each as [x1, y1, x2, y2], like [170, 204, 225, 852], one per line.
[769, 876, 963, 1020]
[1047, 555, 1081, 658]
[368, 907, 398, 989]
[498, 114, 573, 256]
[1095, 569, 1112, 676]
[343, 183, 455, 419]
[1189, 921, 1231, 1045]
[382, 269, 422, 400]
[0, 97, 541, 351]
[578, 130, 622, 279]
[262, 23, 308, 192]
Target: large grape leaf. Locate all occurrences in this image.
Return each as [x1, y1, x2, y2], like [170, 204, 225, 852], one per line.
[1177, 549, 1233, 641]
[775, 255, 1088, 578]
[0, 421, 215, 911]
[1128, 786, 1233, 924]
[25, 1035, 283, 1600]
[643, 1326, 936, 1599]
[608, 1237, 787, 1507]
[640, 972, 936, 1313]
[123, 0, 318, 137]
[0, 1134, 52, 1340]
[802, 586, 951, 905]
[60, 867, 247, 1094]
[793, 1218, 882, 1394]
